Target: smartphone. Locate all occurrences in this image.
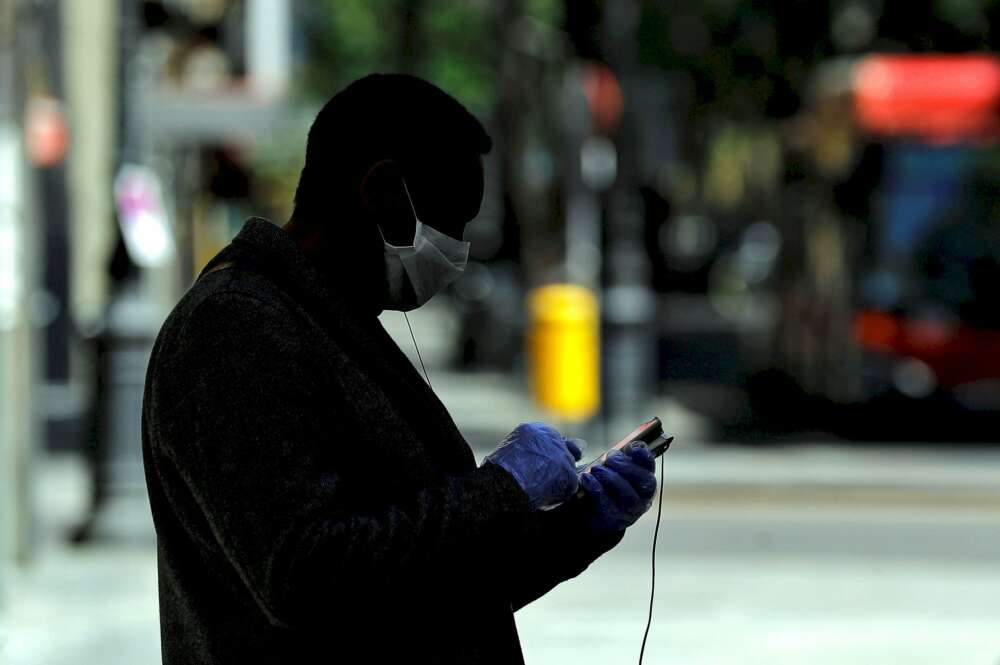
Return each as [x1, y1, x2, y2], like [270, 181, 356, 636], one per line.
[577, 416, 673, 475]
[541, 417, 673, 510]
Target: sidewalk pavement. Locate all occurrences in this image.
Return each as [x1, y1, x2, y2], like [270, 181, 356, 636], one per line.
[6, 445, 1000, 665]
[4, 370, 1000, 665]
[2, 457, 159, 665]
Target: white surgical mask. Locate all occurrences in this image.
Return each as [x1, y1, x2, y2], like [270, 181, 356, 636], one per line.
[380, 179, 470, 312]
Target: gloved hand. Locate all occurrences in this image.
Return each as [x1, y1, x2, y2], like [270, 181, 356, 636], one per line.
[579, 441, 657, 532]
[485, 423, 583, 510]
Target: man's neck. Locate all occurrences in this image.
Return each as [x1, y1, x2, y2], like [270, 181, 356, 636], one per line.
[281, 215, 324, 258]
[281, 212, 386, 315]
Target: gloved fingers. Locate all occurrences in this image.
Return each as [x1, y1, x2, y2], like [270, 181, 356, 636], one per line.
[591, 465, 641, 510]
[605, 452, 658, 499]
[524, 421, 560, 439]
[527, 423, 575, 464]
[556, 442, 578, 469]
[579, 471, 602, 498]
[500, 423, 545, 450]
[564, 438, 585, 461]
[553, 466, 581, 501]
[520, 422, 577, 468]
[624, 442, 656, 471]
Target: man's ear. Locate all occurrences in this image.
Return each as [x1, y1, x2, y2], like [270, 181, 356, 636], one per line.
[359, 159, 403, 217]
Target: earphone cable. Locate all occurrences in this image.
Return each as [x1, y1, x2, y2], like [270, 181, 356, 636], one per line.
[403, 311, 433, 389]
[406, 304, 661, 661]
[639, 453, 665, 665]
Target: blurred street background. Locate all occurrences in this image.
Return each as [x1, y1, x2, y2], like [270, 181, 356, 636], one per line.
[3, 0, 1000, 663]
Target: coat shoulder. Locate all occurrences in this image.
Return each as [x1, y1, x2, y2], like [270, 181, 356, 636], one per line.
[147, 269, 309, 400]
[180, 268, 292, 323]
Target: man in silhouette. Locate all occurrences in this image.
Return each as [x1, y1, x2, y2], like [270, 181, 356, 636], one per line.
[142, 74, 657, 664]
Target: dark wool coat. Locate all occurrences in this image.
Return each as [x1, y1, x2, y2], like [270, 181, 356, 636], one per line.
[141, 218, 622, 664]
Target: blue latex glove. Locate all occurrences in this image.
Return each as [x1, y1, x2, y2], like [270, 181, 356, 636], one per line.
[579, 441, 657, 532]
[485, 423, 583, 510]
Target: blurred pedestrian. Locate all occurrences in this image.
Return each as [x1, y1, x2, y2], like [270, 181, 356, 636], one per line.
[141, 73, 657, 665]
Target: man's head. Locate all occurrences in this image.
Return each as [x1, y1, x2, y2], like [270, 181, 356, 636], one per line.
[292, 74, 492, 249]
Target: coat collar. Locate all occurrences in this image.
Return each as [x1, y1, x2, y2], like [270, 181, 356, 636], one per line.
[202, 217, 384, 320]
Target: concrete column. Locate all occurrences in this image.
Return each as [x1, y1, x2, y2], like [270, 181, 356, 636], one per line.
[1, 0, 36, 574]
[0, 115, 29, 646]
[0, 72, 23, 609]
[61, 0, 118, 326]
[246, 0, 291, 97]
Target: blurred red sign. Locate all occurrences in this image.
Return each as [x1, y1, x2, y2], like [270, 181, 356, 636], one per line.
[854, 55, 1000, 143]
[25, 96, 69, 167]
[582, 62, 624, 137]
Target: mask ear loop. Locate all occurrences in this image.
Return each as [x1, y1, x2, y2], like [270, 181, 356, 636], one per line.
[400, 177, 419, 226]
[373, 176, 419, 246]
[392, 176, 433, 390]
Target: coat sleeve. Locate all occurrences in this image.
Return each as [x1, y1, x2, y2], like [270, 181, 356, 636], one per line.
[162, 292, 531, 628]
[506, 498, 625, 611]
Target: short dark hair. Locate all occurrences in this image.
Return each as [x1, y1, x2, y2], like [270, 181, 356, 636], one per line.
[294, 73, 492, 214]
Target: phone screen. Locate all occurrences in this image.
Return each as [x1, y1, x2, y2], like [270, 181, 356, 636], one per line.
[579, 417, 663, 473]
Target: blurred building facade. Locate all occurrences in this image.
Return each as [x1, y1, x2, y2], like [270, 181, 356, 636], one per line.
[7, 0, 1000, 629]
[0, 0, 299, 607]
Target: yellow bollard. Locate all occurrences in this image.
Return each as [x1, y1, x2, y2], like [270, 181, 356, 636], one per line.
[526, 284, 600, 422]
